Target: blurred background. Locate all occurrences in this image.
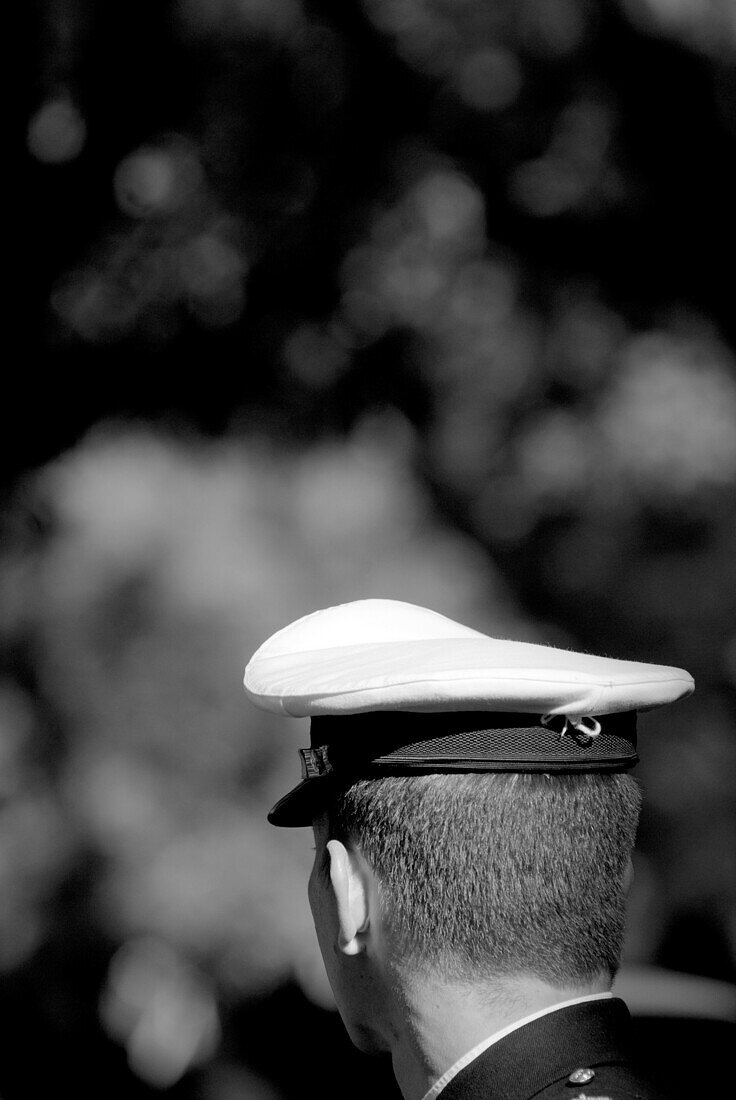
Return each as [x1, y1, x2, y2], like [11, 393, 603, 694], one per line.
[5, 0, 736, 1096]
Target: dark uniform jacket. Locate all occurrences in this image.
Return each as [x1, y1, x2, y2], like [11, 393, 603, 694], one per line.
[439, 998, 668, 1100]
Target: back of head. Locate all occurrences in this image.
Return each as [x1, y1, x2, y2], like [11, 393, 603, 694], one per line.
[327, 770, 642, 988]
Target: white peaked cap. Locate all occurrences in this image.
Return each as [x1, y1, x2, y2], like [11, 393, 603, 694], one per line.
[243, 599, 694, 826]
[244, 599, 694, 720]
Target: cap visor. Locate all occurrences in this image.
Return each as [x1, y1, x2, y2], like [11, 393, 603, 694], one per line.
[267, 777, 333, 827]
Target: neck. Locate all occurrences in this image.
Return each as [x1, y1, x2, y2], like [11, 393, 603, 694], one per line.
[383, 972, 611, 1100]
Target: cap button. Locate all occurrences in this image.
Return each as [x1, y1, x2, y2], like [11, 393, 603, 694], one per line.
[568, 1068, 595, 1085]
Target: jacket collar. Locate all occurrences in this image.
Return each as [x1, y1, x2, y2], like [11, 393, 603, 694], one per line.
[440, 997, 633, 1100]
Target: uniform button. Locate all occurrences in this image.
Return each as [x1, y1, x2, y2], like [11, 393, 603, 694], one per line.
[568, 1067, 596, 1085]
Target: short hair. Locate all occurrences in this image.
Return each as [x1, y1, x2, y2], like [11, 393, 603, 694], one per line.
[326, 771, 642, 987]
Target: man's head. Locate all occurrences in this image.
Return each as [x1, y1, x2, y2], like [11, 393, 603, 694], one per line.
[244, 599, 693, 1039]
[304, 768, 641, 1055]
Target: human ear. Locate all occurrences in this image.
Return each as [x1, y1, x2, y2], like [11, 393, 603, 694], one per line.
[326, 839, 370, 957]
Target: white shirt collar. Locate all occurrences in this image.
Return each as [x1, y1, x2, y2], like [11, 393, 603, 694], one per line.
[419, 991, 614, 1100]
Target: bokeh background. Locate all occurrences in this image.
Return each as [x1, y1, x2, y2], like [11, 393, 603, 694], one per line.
[6, 0, 736, 1096]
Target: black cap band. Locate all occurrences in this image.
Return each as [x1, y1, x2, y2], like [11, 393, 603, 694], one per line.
[267, 710, 638, 826]
[306, 710, 638, 775]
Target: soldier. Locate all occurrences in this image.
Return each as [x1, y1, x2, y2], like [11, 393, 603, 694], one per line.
[244, 599, 694, 1100]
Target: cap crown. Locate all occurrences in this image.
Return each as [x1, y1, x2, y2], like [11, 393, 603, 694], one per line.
[244, 599, 694, 721]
